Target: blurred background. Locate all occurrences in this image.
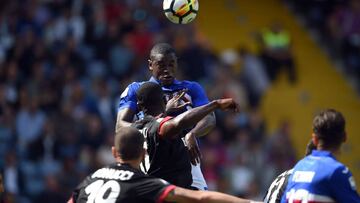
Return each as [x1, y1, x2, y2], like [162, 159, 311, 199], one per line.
[0, 0, 359, 202]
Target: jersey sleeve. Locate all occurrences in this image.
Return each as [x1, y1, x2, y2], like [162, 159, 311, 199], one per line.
[69, 176, 91, 203]
[118, 83, 139, 112]
[133, 178, 176, 203]
[189, 82, 209, 107]
[157, 116, 173, 137]
[264, 169, 293, 203]
[329, 166, 360, 202]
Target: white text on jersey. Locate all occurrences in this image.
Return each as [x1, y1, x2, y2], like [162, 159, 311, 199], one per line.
[91, 168, 134, 181]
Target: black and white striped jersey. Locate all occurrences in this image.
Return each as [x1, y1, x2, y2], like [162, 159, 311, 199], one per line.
[264, 169, 293, 203]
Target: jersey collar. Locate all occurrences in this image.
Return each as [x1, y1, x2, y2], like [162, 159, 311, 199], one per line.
[148, 76, 181, 86]
[311, 150, 336, 159]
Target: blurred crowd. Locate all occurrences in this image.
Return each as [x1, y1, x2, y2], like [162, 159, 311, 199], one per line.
[0, 0, 301, 202]
[287, 0, 360, 92]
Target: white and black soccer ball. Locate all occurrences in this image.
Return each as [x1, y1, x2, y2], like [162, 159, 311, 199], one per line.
[163, 0, 199, 24]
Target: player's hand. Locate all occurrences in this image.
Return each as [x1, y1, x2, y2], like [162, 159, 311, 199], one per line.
[184, 132, 201, 165]
[165, 89, 191, 115]
[216, 98, 240, 112]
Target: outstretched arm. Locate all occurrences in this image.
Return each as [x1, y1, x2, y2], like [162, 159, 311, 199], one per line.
[189, 113, 216, 137]
[159, 99, 239, 138]
[164, 186, 259, 203]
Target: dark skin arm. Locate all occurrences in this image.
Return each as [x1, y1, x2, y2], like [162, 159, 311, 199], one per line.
[115, 108, 135, 133]
[164, 186, 257, 203]
[165, 90, 216, 164]
[159, 99, 239, 139]
[185, 113, 215, 164]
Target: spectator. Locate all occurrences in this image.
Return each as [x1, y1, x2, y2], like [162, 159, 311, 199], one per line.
[16, 95, 46, 157]
[259, 22, 296, 84]
[238, 47, 270, 107]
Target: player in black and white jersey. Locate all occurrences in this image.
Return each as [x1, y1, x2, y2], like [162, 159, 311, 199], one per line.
[263, 140, 316, 203]
[132, 82, 240, 189]
[68, 126, 259, 203]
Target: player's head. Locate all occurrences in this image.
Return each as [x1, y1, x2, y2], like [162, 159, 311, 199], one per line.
[112, 127, 145, 163]
[136, 82, 166, 115]
[148, 43, 177, 86]
[312, 109, 346, 151]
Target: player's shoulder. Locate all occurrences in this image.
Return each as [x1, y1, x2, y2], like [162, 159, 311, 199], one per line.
[318, 155, 345, 173]
[179, 79, 201, 86]
[132, 116, 159, 133]
[177, 80, 204, 90]
[120, 81, 144, 98]
[330, 160, 352, 178]
[300, 154, 348, 177]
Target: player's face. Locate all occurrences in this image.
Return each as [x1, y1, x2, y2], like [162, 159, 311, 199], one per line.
[149, 53, 177, 86]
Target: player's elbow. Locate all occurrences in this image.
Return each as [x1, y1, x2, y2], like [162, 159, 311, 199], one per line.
[115, 119, 131, 133]
[208, 113, 216, 128]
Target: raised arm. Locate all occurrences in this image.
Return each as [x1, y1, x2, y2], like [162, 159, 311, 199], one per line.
[159, 99, 239, 138]
[188, 82, 216, 137]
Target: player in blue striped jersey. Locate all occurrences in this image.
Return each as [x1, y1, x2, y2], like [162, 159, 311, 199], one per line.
[116, 43, 215, 190]
[280, 109, 360, 203]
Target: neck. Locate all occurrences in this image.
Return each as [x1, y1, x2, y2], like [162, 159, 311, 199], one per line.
[144, 107, 163, 117]
[316, 144, 340, 157]
[116, 158, 141, 170]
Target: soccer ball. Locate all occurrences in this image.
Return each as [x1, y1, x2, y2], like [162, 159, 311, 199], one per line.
[163, 0, 199, 24]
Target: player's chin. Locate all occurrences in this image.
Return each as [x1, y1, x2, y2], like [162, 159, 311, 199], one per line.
[160, 77, 174, 86]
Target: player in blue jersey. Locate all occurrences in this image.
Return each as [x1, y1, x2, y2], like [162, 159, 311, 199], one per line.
[280, 109, 360, 203]
[264, 140, 316, 203]
[116, 43, 215, 190]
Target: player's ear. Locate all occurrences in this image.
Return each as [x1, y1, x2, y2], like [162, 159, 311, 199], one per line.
[148, 59, 153, 71]
[312, 133, 319, 148]
[343, 132, 347, 142]
[137, 101, 144, 111]
[111, 146, 118, 159]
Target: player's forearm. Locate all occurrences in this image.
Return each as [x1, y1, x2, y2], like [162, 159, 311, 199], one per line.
[173, 101, 218, 132]
[197, 191, 254, 203]
[187, 113, 216, 137]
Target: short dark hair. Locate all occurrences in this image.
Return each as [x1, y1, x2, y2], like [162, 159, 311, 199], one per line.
[312, 109, 346, 149]
[115, 127, 144, 161]
[150, 43, 176, 59]
[136, 82, 164, 108]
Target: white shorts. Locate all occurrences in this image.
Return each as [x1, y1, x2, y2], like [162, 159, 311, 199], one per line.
[191, 162, 208, 190]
